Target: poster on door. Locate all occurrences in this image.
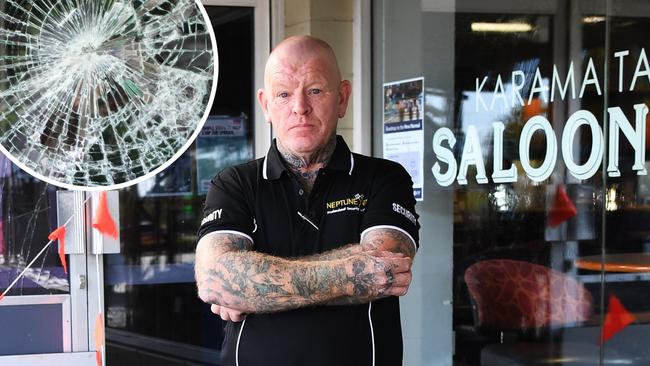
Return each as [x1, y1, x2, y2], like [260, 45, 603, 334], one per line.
[196, 115, 253, 195]
[383, 77, 424, 201]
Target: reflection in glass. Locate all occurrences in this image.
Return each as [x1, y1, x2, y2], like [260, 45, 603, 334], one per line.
[601, 10, 650, 364]
[103, 6, 254, 365]
[377, 0, 650, 364]
[0, 153, 68, 296]
[451, 2, 609, 365]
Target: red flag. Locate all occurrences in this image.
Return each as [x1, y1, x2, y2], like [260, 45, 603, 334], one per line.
[92, 192, 117, 239]
[48, 226, 67, 274]
[548, 185, 577, 227]
[522, 98, 544, 122]
[0, 293, 4, 302]
[95, 313, 105, 366]
[602, 294, 636, 343]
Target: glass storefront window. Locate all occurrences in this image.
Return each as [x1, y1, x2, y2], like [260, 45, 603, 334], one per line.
[0, 154, 71, 357]
[104, 6, 255, 365]
[0, 154, 67, 297]
[374, 0, 650, 364]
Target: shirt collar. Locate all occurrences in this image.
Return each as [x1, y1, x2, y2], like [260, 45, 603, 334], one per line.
[263, 135, 355, 180]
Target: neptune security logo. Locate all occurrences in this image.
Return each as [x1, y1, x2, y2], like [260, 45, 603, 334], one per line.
[201, 208, 223, 226]
[326, 193, 368, 214]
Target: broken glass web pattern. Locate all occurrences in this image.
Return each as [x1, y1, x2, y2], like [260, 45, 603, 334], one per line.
[0, 0, 215, 187]
[0, 152, 69, 296]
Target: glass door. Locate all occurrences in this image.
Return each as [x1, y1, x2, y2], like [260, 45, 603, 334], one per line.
[374, 0, 650, 365]
[0, 155, 114, 365]
[102, 1, 271, 365]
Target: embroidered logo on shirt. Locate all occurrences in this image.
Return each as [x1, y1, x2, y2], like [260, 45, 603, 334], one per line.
[392, 203, 417, 226]
[326, 193, 368, 214]
[201, 209, 223, 226]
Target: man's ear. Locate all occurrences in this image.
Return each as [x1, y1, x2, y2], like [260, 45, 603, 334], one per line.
[337, 80, 352, 118]
[257, 88, 271, 123]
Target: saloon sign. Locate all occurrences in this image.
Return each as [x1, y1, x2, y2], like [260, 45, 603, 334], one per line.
[432, 48, 650, 186]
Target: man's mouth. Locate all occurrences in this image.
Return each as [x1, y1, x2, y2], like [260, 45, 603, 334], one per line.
[289, 124, 315, 131]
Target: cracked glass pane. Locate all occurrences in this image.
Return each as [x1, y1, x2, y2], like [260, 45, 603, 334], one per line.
[0, 0, 216, 188]
[0, 152, 69, 296]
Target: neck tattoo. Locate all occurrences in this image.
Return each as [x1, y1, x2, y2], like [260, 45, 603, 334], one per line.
[277, 136, 337, 194]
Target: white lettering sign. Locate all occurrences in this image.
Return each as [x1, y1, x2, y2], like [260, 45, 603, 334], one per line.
[431, 48, 650, 186]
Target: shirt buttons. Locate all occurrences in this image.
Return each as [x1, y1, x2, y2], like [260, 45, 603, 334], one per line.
[299, 189, 304, 195]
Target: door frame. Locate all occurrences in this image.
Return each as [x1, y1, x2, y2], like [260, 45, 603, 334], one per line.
[0, 294, 72, 352]
[0, 191, 118, 365]
[0, 296, 95, 365]
[201, 0, 278, 157]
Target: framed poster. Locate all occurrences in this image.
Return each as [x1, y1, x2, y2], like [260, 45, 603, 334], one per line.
[383, 77, 424, 201]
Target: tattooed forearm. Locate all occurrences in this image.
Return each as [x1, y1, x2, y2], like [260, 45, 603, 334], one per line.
[197, 250, 351, 313]
[323, 255, 403, 306]
[196, 233, 354, 313]
[295, 227, 416, 263]
[203, 232, 253, 253]
[195, 229, 414, 314]
[360, 228, 416, 258]
[294, 242, 364, 262]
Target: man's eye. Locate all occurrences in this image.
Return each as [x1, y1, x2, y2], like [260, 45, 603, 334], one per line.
[310, 89, 321, 95]
[277, 92, 289, 98]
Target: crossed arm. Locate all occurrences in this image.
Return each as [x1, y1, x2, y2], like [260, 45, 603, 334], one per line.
[195, 228, 415, 320]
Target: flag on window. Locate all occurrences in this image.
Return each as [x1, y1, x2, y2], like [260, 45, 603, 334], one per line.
[602, 294, 636, 343]
[92, 192, 118, 239]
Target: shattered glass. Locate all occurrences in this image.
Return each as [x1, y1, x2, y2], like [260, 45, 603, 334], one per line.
[0, 0, 216, 187]
[0, 152, 69, 296]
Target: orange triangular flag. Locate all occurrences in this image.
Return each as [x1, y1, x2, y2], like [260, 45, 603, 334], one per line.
[48, 226, 67, 274]
[548, 185, 577, 227]
[92, 192, 117, 239]
[95, 313, 105, 366]
[602, 294, 636, 343]
[0, 293, 4, 302]
[522, 98, 544, 122]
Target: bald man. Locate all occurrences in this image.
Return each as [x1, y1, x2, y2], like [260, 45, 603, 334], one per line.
[195, 36, 419, 366]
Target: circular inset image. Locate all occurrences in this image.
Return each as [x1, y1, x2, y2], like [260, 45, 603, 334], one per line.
[0, 0, 218, 190]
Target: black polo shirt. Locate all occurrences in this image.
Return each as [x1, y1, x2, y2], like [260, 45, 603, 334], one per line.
[198, 135, 419, 366]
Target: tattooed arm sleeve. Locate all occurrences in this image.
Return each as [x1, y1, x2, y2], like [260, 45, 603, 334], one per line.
[319, 227, 415, 306]
[195, 232, 412, 313]
[315, 160, 421, 306]
[296, 227, 416, 262]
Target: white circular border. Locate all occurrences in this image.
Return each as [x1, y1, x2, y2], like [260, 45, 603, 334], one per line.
[0, 0, 219, 192]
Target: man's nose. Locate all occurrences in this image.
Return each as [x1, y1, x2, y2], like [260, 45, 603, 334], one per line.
[291, 92, 311, 115]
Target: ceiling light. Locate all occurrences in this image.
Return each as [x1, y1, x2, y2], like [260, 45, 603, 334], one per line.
[583, 16, 606, 23]
[471, 22, 533, 32]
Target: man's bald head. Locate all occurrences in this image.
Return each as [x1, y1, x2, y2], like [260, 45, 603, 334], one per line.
[256, 35, 351, 159]
[264, 36, 342, 89]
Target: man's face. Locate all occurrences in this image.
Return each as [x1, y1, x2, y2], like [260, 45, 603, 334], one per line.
[258, 50, 351, 156]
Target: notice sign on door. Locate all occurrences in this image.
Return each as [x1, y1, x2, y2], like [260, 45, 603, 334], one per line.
[383, 77, 425, 201]
[196, 115, 252, 195]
